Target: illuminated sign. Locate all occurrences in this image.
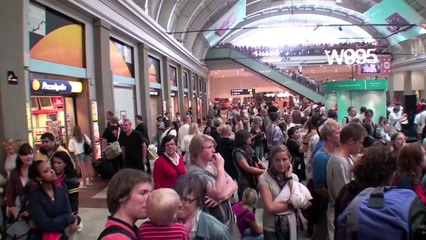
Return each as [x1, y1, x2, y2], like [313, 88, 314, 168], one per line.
[31, 79, 82, 94]
[324, 48, 378, 65]
[231, 89, 255, 95]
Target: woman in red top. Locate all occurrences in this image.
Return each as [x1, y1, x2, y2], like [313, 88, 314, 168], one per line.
[153, 135, 186, 189]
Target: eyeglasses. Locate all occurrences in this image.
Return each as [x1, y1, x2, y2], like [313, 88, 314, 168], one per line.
[180, 198, 197, 205]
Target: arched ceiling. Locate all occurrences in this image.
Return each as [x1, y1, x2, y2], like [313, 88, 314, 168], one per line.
[134, 0, 426, 61]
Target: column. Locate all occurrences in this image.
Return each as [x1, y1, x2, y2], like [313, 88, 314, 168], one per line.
[387, 75, 394, 101]
[177, 65, 185, 120]
[421, 70, 426, 100]
[93, 19, 113, 132]
[403, 71, 414, 96]
[137, 43, 151, 133]
[0, 0, 30, 150]
[203, 80, 209, 117]
[193, 74, 200, 121]
[162, 56, 171, 115]
[188, 71, 195, 122]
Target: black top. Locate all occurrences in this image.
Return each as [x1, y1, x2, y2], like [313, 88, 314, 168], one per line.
[216, 137, 237, 180]
[102, 126, 121, 143]
[286, 139, 303, 159]
[135, 123, 150, 143]
[210, 127, 221, 144]
[250, 128, 263, 146]
[119, 130, 146, 170]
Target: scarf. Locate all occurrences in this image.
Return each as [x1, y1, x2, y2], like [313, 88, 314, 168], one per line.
[267, 167, 287, 190]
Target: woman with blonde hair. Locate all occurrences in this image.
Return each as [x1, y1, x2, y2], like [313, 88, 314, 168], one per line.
[180, 123, 200, 157]
[187, 134, 237, 224]
[68, 126, 92, 186]
[3, 138, 21, 178]
[231, 188, 264, 239]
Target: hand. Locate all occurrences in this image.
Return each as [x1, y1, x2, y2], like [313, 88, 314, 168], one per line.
[182, 217, 195, 232]
[69, 222, 78, 233]
[286, 163, 293, 178]
[211, 153, 224, 168]
[6, 206, 18, 219]
[205, 196, 221, 208]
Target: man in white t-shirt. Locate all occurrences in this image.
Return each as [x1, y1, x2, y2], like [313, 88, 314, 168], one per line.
[341, 106, 357, 126]
[388, 105, 407, 134]
[415, 104, 426, 138]
[178, 115, 191, 148]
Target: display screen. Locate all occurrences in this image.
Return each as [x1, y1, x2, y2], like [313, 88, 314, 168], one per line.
[363, 0, 425, 44]
[360, 63, 381, 74]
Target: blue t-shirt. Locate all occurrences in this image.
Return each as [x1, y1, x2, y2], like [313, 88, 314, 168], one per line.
[312, 139, 325, 157]
[312, 147, 330, 189]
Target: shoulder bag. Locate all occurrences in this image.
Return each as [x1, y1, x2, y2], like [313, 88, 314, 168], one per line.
[104, 128, 122, 159]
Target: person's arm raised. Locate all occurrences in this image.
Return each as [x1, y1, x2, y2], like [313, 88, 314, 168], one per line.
[206, 153, 231, 201]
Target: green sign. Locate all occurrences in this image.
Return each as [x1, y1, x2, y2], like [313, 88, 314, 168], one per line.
[322, 80, 387, 93]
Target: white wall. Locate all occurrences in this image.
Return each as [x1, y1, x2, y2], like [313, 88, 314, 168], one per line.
[412, 70, 425, 90]
[393, 72, 404, 91]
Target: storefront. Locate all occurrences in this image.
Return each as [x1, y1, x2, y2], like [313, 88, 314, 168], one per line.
[30, 77, 83, 148]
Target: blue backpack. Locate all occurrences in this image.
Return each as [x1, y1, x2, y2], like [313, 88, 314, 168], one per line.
[336, 187, 426, 240]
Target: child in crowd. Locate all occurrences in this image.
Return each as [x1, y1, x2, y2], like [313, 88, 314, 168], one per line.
[138, 188, 189, 240]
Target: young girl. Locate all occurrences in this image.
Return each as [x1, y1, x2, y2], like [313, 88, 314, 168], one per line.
[231, 188, 263, 239]
[28, 161, 78, 239]
[68, 126, 92, 186]
[52, 151, 80, 215]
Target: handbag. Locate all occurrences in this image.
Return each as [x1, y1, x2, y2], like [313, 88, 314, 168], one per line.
[104, 128, 122, 159]
[225, 214, 242, 240]
[83, 136, 92, 155]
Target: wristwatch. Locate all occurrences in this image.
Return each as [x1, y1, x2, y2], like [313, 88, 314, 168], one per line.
[285, 176, 293, 180]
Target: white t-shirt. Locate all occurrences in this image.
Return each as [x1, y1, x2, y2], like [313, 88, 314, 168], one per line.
[415, 111, 426, 134]
[178, 124, 189, 146]
[68, 135, 91, 155]
[160, 128, 177, 144]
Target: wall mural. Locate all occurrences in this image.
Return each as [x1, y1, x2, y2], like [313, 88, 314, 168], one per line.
[148, 56, 161, 84]
[109, 38, 134, 78]
[29, 2, 85, 68]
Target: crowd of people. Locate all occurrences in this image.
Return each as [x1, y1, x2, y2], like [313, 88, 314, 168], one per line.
[2, 96, 426, 239]
[213, 42, 387, 59]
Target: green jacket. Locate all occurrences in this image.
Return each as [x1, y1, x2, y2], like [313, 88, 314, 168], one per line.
[194, 211, 232, 240]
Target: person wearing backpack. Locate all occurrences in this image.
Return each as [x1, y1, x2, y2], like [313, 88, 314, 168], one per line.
[341, 106, 357, 126]
[98, 169, 152, 240]
[335, 146, 426, 240]
[334, 146, 396, 219]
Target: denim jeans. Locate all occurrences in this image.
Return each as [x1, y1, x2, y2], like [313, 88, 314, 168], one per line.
[263, 230, 277, 240]
[242, 228, 264, 240]
[253, 145, 264, 160]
